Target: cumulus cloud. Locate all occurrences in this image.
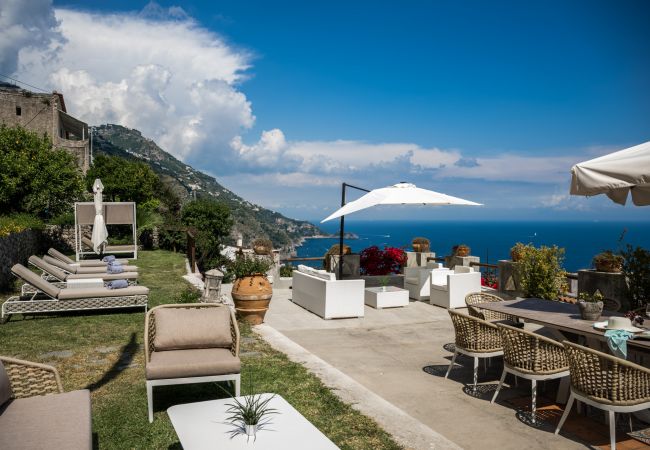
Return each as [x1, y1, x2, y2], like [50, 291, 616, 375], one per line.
[11, 2, 254, 161]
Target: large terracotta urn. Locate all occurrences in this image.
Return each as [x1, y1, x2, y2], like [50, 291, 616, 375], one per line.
[231, 274, 273, 325]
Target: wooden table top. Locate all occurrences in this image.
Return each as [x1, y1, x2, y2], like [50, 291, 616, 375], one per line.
[477, 298, 650, 351]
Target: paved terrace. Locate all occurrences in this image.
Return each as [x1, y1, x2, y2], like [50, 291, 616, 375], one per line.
[242, 287, 648, 450]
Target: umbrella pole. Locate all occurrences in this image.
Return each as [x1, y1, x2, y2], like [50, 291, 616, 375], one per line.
[338, 183, 346, 280]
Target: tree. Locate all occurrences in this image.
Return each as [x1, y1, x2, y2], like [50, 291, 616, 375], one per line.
[86, 154, 158, 204]
[0, 125, 84, 219]
[181, 198, 233, 271]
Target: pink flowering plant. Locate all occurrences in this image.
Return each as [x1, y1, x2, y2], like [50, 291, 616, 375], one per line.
[360, 246, 407, 275]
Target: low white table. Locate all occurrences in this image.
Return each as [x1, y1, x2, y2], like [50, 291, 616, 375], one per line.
[66, 278, 104, 289]
[364, 286, 409, 309]
[167, 394, 339, 450]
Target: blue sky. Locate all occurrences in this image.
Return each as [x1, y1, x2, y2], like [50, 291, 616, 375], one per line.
[5, 0, 650, 222]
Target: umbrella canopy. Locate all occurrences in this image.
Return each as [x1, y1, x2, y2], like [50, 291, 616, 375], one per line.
[321, 182, 481, 223]
[570, 141, 650, 206]
[91, 178, 109, 254]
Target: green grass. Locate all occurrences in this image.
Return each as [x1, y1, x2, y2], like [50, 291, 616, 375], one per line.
[0, 250, 401, 450]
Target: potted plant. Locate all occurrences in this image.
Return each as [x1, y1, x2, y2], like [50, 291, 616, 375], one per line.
[360, 246, 406, 275]
[452, 244, 471, 257]
[229, 255, 274, 325]
[323, 244, 352, 272]
[411, 237, 430, 253]
[510, 242, 527, 262]
[593, 250, 624, 273]
[378, 275, 390, 291]
[252, 238, 273, 256]
[226, 393, 278, 440]
[577, 291, 604, 321]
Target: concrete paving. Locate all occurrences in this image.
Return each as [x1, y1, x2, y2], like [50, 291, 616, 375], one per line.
[261, 288, 588, 450]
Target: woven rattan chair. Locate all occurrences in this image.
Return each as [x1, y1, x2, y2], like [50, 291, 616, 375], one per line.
[465, 292, 517, 322]
[446, 309, 503, 392]
[491, 323, 569, 424]
[0, 356, 63, 398]
[555, 341, 650, 450]
[145, 303, 241, 422]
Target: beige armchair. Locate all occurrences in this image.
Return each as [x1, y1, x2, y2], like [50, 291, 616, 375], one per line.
[144, 303, 241, 422]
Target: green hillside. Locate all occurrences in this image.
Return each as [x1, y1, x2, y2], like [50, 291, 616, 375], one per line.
[91, 124, 320, 248]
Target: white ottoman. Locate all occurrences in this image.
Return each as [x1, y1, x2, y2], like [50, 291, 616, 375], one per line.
[364, 286, 409, 309]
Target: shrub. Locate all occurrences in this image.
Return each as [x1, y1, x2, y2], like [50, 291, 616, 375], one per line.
[181, 198, 233, 272]
[0, 125, 84, 219]
[517, 244, 566, 300]
[228, 255, 273, 280]
[0, 214, 44, 238]
[279, 264, 294, 277]
[621, 245, 650, 309]
[49, 211, 75, 226]
[360, 246, 406, 276]
[86, 154, 159, 204]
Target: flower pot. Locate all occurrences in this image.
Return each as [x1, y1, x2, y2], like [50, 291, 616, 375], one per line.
[412, 243, 430, 253]
[231, 275, 273, 325]
[245, 424, 258, 437]
[454, 246, 470, 257]
[253, 245, 272, 255]
[594, 260, 622, 273]
[578, 301, 603, 321]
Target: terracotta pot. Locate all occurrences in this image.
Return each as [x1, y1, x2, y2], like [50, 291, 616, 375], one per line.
[253, 245, 271, 255]
[594, 260, 622, 273]
[454, 246, 470, 257]
[578, 301, 603, 321]
[412, 243, 430, 253]
[231, 275, 272, 325]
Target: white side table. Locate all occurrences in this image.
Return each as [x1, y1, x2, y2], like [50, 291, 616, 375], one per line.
[364, 286, 409, 309]
[168, 394, 339, 450]
[66, 278, 104, 289]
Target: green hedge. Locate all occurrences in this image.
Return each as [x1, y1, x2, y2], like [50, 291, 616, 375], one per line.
[0, 214, 44, 238]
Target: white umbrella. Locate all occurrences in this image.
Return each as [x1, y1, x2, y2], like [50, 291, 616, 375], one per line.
[91, 178, 108, 254]
[570, 141, 650, 206]
[322, 182, 481, 222]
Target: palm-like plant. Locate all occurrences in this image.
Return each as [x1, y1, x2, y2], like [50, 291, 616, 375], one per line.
[225, 393, 278, 440]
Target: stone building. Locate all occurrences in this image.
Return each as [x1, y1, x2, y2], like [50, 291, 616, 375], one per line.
[0, 82, 90, 172]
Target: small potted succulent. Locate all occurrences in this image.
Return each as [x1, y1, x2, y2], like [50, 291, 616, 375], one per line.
[452, 244, 471, 257]
[411, 237, 430, 253]
[510, 242, 527, 262]
[225, 393, 278, 440]
[252, 238, 274, 256]
[577, 290, 604, 321]
[592, 250, 624, 273]
[378, 275, 391, 292]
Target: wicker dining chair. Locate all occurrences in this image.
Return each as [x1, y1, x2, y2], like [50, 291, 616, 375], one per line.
[465, 292, 517, 323]
[555, 341, 650, 450]
[446, 309, 503, 392]
[491, 323, 569, 424]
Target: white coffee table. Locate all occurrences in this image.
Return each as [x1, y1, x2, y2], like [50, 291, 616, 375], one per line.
[66, 278, 104, 289]
[167, 394, 339, 450]
[364, 286, 409, 309]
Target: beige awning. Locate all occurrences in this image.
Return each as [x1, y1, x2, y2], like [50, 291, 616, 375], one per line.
[58, 109, 88, 139]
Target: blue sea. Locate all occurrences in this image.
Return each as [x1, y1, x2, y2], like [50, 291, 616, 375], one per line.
[296, 221, 650, 272]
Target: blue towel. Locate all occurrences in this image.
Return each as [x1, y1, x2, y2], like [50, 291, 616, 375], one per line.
[107, 264, 124, 274]
[102, 255, 116, 263]
[107, 279, 128, 289]
[605, 330, 634, 359]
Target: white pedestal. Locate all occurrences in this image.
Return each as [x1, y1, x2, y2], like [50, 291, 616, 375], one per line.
[168, 394, 338, 450]
[364, 286, 409, 309]
[66, 278, 104, 289]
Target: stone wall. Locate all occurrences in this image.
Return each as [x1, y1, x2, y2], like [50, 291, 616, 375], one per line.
[42, 225, 76, 254]
[0, 229, 42, 291]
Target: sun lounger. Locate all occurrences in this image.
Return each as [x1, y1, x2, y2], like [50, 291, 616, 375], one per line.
[43, 255, 138, 274]
[1, 264, 148, 324]
[23, 256, 138, 295]
[48, 248, 129, 267]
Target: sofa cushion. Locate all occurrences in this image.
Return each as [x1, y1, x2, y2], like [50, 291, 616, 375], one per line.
[405, 277, 419, 285]
[153, 307, 232, 351]
[74, 265, 138, 274]
[0, 389, 91, 450]
[58, 285, 149, 300]
[146, 348, 240, 380]
[0, 361, 12, 407]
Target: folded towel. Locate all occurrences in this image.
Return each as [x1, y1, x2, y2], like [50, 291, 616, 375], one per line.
[107, 279, 128, 289]
[107, 264, 124, 274]
[605, 329, 633, 359]
[102, 255, 116, 263]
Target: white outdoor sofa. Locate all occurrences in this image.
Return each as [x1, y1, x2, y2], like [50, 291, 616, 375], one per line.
[429, 266, 481, 309]
[291, 265, 365, 319]
[404, 262, 443, 301]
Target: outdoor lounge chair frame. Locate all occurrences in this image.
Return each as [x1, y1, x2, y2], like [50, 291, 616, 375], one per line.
[74, 201, 138, 261]
[144, 303, 241, 422]
[1, 265, 148, 324]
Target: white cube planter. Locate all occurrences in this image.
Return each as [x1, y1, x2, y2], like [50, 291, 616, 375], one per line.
[364, 287, 409, 309]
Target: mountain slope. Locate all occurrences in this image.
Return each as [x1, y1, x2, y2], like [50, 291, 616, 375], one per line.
[91, 124, 320, 248]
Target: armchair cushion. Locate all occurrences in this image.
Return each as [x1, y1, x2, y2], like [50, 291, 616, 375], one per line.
[146, 348, 240, 380]
[0, 389, 91, 450]
[0, 361, 11, 407]
[153, 307, 232, 351]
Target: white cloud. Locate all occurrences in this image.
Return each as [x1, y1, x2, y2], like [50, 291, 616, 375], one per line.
[12, 3, 254, 161]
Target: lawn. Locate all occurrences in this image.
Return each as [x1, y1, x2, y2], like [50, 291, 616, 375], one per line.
[0, 250, 401, 450]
